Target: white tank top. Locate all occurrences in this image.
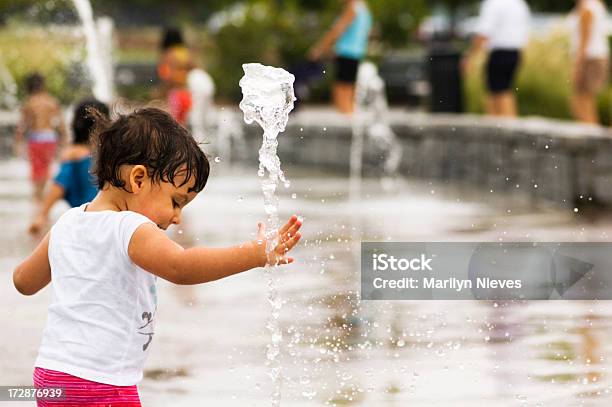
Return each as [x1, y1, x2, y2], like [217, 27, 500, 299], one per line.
[571, 0, 610, 59]
[35, 205, 156, 386]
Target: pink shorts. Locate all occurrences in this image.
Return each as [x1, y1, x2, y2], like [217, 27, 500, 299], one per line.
[33, 367, 141, 406]
[28, 141, 57, 182]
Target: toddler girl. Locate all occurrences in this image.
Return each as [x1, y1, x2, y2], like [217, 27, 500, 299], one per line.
[13, 107, 302, 406]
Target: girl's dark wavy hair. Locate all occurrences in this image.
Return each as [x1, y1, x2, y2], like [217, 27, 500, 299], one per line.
[90, 107, 209, 193]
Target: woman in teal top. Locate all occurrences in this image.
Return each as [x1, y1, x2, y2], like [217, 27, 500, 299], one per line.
[309, 0, 372, 114]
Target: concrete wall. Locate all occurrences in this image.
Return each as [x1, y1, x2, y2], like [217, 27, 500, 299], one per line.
[243, 111, 612, 208]
[2, 108, 612, 207]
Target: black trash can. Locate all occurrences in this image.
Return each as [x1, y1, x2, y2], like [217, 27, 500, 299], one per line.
[427, 43, 463, 113]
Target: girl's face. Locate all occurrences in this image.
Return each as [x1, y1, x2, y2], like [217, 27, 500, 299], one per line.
[134, 170, 198, 230]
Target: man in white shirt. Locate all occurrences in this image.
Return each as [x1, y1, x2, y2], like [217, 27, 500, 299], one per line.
[463, 0, 531, 117]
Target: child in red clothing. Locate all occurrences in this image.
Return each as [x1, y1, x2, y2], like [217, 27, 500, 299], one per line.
[15, 73, 68, 203]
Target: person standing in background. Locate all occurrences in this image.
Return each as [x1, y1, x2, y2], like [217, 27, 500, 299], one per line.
[463, 0, 531, 117]
[308, 0, 372, 114]
[570, 0, 610, 125]
[15, 73, 68, 203]
[157, 27, 194, 125]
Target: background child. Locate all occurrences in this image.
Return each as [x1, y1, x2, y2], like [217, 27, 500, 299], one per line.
[13, 107, 302, 406]
[29, 98, 109, 235]
[157, 27, 194, 125]
[14, 72, 68, 203]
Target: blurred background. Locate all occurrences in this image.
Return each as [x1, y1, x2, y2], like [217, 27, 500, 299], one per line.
[1, 0, 611, 120]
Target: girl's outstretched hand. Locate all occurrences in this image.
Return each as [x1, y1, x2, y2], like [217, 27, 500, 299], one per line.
[256, 215, 302, 266]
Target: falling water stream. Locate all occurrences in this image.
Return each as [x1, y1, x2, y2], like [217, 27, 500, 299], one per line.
[239, 63, 296, 407]
[72, 0, 114, 103]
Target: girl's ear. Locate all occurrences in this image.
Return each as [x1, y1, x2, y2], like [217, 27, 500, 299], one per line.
[129, 165, 149, 193]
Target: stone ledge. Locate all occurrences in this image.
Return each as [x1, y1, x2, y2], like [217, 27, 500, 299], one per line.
[1, 108, 610, 207]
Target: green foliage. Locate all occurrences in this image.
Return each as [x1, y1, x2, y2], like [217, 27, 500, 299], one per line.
[206, 0, 432, 101]
[369, 0, 428, 48]
[515, 33, 572, 119]
[206, 0, 330, 101]
[0, 23, 90, 105]
[206, 2, 282, 101]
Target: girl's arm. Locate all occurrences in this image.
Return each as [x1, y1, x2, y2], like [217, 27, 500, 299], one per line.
[13, 233, 52, 295]
[129, 216, 302, 285]
[30, 150, 79, 235]
[309, 1, 357, 60]
[29, 183, 65, 235]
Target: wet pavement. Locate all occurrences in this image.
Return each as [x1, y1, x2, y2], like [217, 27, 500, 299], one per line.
[2, 158, 612, 406]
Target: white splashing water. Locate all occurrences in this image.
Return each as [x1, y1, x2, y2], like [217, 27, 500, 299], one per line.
[352, 61, 403, 195]
[72, 0, 114, 103]
[0, 60, 18, 109]
[239, 63, 295, 407]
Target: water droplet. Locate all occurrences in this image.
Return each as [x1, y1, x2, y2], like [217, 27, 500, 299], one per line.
[237, 196, 244, 202]
[291, 193, 297, 199]
[340, 372, 353, 381]
[302, 389, 317, 399]
[574, 208, 579, 213]
[214, 156, 221, 163]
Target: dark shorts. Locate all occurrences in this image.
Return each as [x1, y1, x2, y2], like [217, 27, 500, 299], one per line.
[486, 50, 521, 94]
[335, 56, 360, 84]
